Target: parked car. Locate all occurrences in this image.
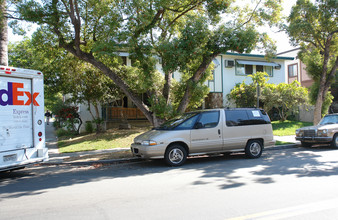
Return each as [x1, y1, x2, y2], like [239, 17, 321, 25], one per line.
[131, 108, 275, 166]
[295, 113, 338, 148]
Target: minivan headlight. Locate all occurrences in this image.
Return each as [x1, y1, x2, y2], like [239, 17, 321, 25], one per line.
[141, 140, 158, 146]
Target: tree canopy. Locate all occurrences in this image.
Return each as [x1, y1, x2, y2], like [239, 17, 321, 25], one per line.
[287, 0, 337, 124]
[8, 0, 283, 126]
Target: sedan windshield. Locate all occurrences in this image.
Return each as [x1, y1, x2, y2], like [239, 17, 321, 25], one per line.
[319, 115, 338, 125]
[156, 112, 199, 130]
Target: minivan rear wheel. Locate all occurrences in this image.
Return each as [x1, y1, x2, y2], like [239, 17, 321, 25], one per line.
[245, 140, 263, 159]
[165, 144, 187, 166]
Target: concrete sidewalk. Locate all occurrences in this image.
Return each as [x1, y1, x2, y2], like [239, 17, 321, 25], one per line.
[274, 135, 300, 144]
[44, 122, 300, 165]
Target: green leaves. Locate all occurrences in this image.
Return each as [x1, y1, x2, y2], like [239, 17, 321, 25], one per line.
[287, 0, 337, 122]
[9, 0, 285, 125]
[228, 72, 309, 121]
[261, 81, 309, 121]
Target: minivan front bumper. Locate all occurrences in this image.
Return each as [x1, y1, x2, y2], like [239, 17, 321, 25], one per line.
[130, 143, 166, 159]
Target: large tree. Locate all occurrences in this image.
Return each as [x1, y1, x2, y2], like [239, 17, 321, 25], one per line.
[9, 32, 123, 132]
[9, 0, 282, 126]
[287, 0, 338, 124]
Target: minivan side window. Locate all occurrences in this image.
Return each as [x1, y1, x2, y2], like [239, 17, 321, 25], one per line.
[175, 114, 199, 130]
[225, 109, 271, 126]
[195, 111, 220, 129]
[247, 110, 271, 124]
[225, 110, 249, 126]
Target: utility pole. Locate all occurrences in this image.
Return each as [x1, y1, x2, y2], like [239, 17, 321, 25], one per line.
[256, 82, 260, 108]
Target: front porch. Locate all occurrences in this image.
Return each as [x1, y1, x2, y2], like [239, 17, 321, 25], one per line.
[102, 107, 150, 129]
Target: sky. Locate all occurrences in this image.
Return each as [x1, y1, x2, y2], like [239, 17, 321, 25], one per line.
[266, 0, 299, 53]
[8, 0, 298, 54]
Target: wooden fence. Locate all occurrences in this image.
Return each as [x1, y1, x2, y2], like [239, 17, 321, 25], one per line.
[106, 107, 147, 120]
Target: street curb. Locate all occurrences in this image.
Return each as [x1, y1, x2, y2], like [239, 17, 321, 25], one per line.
[41, 144, 299, 166]
[265, 144, 299, 151]
[41, 157, 142, 166]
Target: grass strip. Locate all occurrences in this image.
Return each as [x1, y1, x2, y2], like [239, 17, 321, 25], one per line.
[272, 120, 312, 136]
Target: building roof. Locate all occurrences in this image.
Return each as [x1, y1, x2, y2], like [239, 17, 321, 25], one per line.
[224, 52, 294, 60]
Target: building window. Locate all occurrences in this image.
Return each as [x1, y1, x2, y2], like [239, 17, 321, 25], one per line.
[121, 56, 127, 66]
[265, 66, 273, 76]
[236, 63, 245, 75]
[256, 65, 273, 76]
[256, 65, 264, 72]
[245, 65, 253, 75]
[208, 70, 215, 91]
[236, 63, 273, 76]
[288, 64, 298, 77]
[236, 63, 253, 75]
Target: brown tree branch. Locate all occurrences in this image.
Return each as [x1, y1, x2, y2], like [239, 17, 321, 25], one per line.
[177, 53, 217, 113]
[240, 0, 262, 27]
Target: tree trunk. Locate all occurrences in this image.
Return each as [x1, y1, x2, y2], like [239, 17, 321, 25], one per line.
[63, 46, 156, 125]
[313, 68, 327, 125]
[0, 0, 8, 66]
[313, 37, 337, 125]
[93, 104, 104, 133]
[163, 71, 173, 104]
[177, 55, 215, 113]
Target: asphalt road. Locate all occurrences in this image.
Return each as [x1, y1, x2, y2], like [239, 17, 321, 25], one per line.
[1, 146, 338, 220]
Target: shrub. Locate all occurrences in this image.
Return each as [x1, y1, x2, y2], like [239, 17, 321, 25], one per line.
[85, 121, 94, 133]
[56, 128, 70, 137]
[54, 105, 82, 134]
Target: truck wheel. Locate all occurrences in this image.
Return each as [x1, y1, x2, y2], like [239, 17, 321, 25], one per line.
[301, 141, 312, 148]
[165, 144, 187, 166]
[245, 140, 263, 159]
[331, 134, 338, 149]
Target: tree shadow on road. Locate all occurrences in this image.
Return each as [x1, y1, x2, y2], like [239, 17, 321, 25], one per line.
[1, 146, 338, 199]
[185, 146, 338, 190]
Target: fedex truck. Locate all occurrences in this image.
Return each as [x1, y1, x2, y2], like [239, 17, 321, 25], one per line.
[0, 66, 48, 172]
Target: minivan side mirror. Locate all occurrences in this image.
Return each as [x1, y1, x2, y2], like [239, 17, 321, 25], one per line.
[194, 122, 204, 129]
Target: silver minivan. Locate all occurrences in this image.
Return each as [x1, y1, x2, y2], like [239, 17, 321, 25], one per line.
[131, 108, 275, 166]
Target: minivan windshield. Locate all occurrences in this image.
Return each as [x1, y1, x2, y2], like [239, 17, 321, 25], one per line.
[155, 112, 199, 130]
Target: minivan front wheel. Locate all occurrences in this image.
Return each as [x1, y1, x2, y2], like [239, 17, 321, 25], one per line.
[245, 140, 263, 159]
[165, 144, 187, 166]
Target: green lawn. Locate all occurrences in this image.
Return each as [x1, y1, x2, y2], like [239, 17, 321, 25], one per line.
[272, 120, 313, 136]
[57, 127, 150, 153]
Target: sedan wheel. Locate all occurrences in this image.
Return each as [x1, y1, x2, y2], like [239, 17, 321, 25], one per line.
[245, 140, 263, 159]
[331, 134, 338, 149]
[165, 145, 187, 166]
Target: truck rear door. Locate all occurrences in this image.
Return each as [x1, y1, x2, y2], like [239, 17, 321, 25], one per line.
[0, 76, 34, 152]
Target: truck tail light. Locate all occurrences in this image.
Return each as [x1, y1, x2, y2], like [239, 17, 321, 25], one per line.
[38, 132, 43, 141]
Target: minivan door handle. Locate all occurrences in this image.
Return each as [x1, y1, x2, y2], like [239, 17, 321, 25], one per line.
[218, 129, 221, 135]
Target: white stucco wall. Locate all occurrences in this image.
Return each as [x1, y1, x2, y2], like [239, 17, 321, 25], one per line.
[129, 52, 294, 107]
[76, 102, 103, 133]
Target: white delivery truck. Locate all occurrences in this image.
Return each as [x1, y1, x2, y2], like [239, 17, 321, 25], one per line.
[0, 66, 48, 171]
